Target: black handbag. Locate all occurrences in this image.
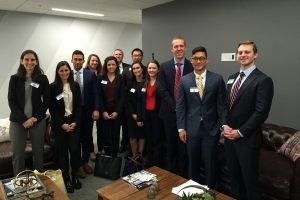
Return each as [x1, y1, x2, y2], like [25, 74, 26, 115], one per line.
[94, 153, 122, 180]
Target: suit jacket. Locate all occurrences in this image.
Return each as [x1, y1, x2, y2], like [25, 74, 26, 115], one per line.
[98, 74, 125, 114]
[126, 79, 145, 116]
[49, 82, 82, 128]
[222, 68, 274, 146]
[159, 58, 193, 121]
[8, 74, 50, 123]
[81, 68, 100, 115]
[176, 71, 226, 136]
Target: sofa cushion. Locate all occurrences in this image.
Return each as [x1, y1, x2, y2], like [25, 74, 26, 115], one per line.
[278, 131, 300, 162]
[0, 118, 10, 142]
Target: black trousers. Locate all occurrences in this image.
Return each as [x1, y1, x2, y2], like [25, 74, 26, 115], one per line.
[101, 117, 121, 157]
[54, 116, 80, 180]
[120, 107, 129, 148]
[80, 107, 94, 164]
[162, 118, 188, 178]
[144, 110, 163, 168]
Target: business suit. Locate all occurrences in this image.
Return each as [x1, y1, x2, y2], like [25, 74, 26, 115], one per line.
[98, 74, 125, 157]
[158, 58, 193, 177]
[176, 70, 225, 188]
[222, 68, 274, 200]
[8, 74, 50, 175]
[76, 68, 100, 164]
[49, 82, 82, 180]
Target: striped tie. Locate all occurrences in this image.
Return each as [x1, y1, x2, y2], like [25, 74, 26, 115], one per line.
[229, 72, 245, 109]
[174, 63, 181, 99]
[196, 76, 204, 98]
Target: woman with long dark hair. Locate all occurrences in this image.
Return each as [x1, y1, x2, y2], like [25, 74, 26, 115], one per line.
[98, 56, 124, 157]
[49, 61, 82, 193]
[8, 50, 50, 175]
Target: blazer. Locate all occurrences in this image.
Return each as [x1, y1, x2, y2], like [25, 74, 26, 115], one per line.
[222, 68, 274, 145]
[8, 74, 50, 123]
[81, 68, 100, 115]
[126, 79, 145, 116]
[158, 58, 193, 121]
[49, 82, 82, 128]
[176, 71, 226, 136]
[98, 74, 125, 114]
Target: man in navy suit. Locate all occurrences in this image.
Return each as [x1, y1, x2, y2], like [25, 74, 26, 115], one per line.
[176, 46, 225, 188]
[159, 36, 193, 177]
[222, 41, 274, 200]
[71, 50, 100, 178]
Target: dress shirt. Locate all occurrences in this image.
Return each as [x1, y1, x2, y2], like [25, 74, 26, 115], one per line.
[194, 70, 207, 88]
[173, 58, 185, 76]
[63, 83, 73, 116]
[73, 68, 84, 88]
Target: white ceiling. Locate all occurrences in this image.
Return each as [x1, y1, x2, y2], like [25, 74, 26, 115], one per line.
[0, 0, 174, 24]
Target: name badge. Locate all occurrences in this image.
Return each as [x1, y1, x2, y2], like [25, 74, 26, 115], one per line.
[56, 93, 64, 100]
[101, 80, 108, 84]
[190, 87, 198, 93]
[227, 79, 234, 84]
[130, 88, 135, 93]
[129, 67, 132, 71]
[30, 82, 40, 88]
[141, 88, 146, 92]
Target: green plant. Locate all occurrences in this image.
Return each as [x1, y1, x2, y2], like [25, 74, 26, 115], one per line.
[181, 191, 215, 200]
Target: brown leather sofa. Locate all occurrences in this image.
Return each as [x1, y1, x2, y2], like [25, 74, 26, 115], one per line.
[0, 116, 55, 179]
[217, 123, 300, 200]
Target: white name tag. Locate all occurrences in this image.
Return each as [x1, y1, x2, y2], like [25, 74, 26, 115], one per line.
[190, 87, 198, 93]
[141, 88, 146, 92]
[30, 82, 40, 88]
[101, 80, 108, 84]
[227, 79, 234, 84]
[130, 88, 135, 93]
[56, 93, 64, 100]
[129, 67, 132, 71]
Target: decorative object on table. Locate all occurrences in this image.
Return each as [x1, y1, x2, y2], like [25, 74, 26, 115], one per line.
[172, 179, 215, 200]
[0, 170, 50, 199]
[94, 153, 122, 180]
[147, 180, 160, 199]
[34, 169, 66, 194]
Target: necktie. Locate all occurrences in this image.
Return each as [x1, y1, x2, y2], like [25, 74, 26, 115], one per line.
[75, 71, 83, 93]
[196, 76, 204, 98]
[229, 72, 245, 109]
[174, 63, 181, 99]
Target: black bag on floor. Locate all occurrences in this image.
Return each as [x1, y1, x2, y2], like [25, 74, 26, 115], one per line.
[94, 153, 122, 180]
[122, 157, 144, 176]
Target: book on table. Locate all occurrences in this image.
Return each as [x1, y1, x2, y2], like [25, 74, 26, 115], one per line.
[122, 170, 157, 190]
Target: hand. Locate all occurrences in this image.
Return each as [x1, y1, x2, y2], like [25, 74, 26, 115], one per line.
[109, 112, 118, 119]
[137, 121, 144, 127]
[22, 119, 34, 129]
[179, 130, 187, 143]
[61, 123, 70, 132]
[132, 114, 137, 121]
[69, 123, 77, 131]
[224, 128, 240, 140]
[92, 111, 99, 121]
[102, 112, 110, 120]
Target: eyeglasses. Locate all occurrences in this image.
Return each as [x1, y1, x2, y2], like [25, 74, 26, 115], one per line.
[191, 56, 207, 62]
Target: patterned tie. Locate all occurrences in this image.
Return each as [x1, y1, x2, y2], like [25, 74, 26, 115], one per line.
[75, 71, 83, 93]
[229, 72, 245, 109]
[196, 75, 204, 98]
[174, 63, 181, 99]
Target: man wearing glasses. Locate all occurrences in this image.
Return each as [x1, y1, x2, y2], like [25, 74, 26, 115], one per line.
[176, 46, 225, 188]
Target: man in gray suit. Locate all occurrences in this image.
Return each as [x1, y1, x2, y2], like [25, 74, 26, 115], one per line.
[176, 46, 225, 188]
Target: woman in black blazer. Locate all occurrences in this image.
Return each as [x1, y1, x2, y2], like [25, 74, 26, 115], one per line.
[8, 50, 50, 176]
[137, 60, 163, 168]
[49, 61, 82, 193]
[98, 56, 124, 157]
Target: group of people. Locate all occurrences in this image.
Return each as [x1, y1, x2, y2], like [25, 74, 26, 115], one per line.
[8, 36, 274, 200]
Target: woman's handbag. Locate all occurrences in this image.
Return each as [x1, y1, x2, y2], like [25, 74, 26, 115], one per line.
[94, 153, 122, 180]
[34, 169, 67, 194]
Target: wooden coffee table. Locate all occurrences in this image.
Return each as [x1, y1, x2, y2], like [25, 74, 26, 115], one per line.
[96, 166, 233, 200]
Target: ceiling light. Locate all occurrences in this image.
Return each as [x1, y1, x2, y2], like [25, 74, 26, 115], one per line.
[52, 8, 104, 17]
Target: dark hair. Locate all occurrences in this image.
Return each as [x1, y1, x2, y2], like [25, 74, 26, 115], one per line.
[131, 48, 143, 57]
[237, 40, 258, 54]
[85, 54, 102, 75]
[144, 59, 160, 95]
[72, 50, 85, 60]
[53, 61, 74, 90]
[192, 46, 208, 57]
[102, 56, 119, 75]
[17, 50, 44, 80]
[131, 61, 146, 80]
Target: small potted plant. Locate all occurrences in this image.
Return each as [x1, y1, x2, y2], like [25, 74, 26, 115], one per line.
[177, 185, 215, 200]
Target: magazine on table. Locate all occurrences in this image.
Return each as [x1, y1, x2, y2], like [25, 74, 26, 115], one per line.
[122, 170, 157, 190]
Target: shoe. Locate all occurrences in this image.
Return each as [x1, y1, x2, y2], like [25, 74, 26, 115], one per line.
[72, 177, 82, 189]
[77, 166, 87, 178]
[83, 163, 93, 174]
[118, 145, 127, 153]
[90, 152, 96, 161]
[65, 179, 74, 193]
